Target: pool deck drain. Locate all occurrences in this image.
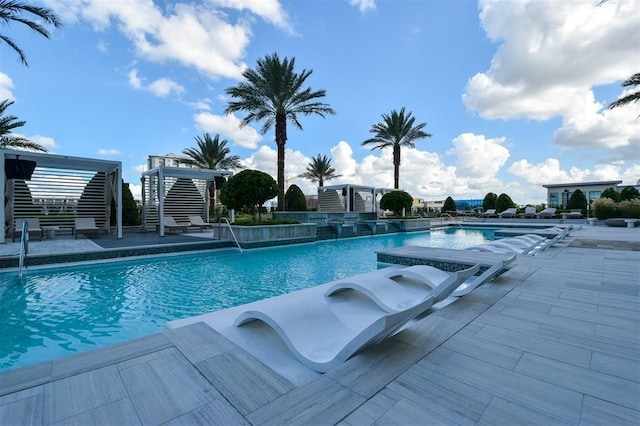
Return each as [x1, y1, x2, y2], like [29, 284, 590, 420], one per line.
[0, 224, 638, 425]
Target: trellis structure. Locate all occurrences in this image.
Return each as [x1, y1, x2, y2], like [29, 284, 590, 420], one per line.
[318, 184, 395, 215]
[140, 165, 233, 236]
[1, 149, 122, 243]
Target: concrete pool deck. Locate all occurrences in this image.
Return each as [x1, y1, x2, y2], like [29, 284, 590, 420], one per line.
[0, 223, 638, 424]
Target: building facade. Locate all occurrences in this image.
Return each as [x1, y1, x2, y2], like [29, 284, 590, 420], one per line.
[542, 180, 622, 208]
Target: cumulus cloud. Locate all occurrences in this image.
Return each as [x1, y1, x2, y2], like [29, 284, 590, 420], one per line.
[0, 73, 15, 101]
[44, 0, 294, 80]
[349, 0, 376, 14]
[194, 112, 262, 148]
[29, 135, 57, 150]
[128, 69, 185, 97]
[463, 0, 640, 161]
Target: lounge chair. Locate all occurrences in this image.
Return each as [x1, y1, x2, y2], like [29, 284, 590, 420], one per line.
[565, 209, 582, 219]
[12, 218, 43, 242]
[498, 208, 518, 218]
[466, 240, 534, 255]
[162, 216, 189, 234]
[188, 215, 213, 231]
[479, 209, 497, 218]
[521, 206, 537, 218]
[73, 217, 100, 239]
[383, 263, 480, 304]
[233, 294, 434, 373]
[535, 207, 556, 219]
[325, 263, 481, 312]
[451, 255, 516, 297]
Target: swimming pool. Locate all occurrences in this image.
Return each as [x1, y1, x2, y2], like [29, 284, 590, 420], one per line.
[0, 227, 495, 372]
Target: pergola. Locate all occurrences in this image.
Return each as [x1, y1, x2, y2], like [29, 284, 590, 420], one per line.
[318, 184, 395, 214]
[1, 149, 122, 243]
[140, 165, 233, 236]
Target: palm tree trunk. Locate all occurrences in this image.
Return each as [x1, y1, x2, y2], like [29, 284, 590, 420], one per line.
[275, 114, 287, 211]
[393, 146, 401, 189]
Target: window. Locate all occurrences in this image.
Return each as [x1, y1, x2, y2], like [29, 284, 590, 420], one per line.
[549, 192, 559, 207]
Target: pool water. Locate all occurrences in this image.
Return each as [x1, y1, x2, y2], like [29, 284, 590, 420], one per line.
[0, 227, 494, 372]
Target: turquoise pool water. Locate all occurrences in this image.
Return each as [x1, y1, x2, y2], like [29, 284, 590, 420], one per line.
[0, 227, 494, 372]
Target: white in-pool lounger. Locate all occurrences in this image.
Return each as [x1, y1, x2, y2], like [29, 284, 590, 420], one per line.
[451, 255, 516, 297]
[233, 294, 434, 373]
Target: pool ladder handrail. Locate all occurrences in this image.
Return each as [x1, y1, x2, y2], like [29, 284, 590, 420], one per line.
[440, 213, 464, 229]
[218, 218, 243, 253]
[18, 220, 28, 279]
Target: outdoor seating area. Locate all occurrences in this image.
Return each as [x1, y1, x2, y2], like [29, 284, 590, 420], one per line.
[72, 217, 100, 239]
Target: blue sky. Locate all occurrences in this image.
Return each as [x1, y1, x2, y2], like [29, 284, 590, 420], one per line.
[2, 0, 638, 204]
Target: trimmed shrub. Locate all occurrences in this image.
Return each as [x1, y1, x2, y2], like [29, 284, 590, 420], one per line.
[380, 191, 413, 217]
[495, 193, 516, 213]
[285, 184, 308, 211]
[620, 186, 640, 201]
[442, 196, 457, 214]
[593, 198, 640, 219]
[219, 169, 279, 221]
[601, 187, 620, 202]
[567, 189, 587, 210]
[482, 192, 497, 211]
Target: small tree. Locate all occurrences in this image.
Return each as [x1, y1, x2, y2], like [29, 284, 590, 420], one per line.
[601, 187, 620, 202]
[495, 193, 516, 213]
[110, 181, 140, 226]
[620, 186, 640, 201]
[482, 192, 497, 211]
[442, 196, 457, 214]
[219, 170, 279, 222]
[285, 184, 307, 211]
[379, 190, 413, 217]
[567, 189, 587, 210]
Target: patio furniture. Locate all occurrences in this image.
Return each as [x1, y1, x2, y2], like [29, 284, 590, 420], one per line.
[234, 293, 434, 373]
[42, 225, 60, 239]
[73, 217, 100, 239]
[162, 216, 189, 234]
[188, 215, 214, 231]
[452, 255, 516, 297]
[498, 208, 518, 218]
[12, 218, 43, 242]
[535, 207, 556, 219]
[521, 206, 537, 218]
[563, 209, 582, 219]
[479, 209, 497, 218]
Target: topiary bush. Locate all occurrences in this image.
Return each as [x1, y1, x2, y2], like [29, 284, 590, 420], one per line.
[601, 187, 620, 202]
[380, 190, 413, 217]
[620, 186, 640, 201]
[285, 184, 308, 211]
[567, 189, 587, 210]
[219, 169, 279, 222]
[442, 196, 457, 215]
[482, 192, 497, 211]
[495, 193, 516, 213]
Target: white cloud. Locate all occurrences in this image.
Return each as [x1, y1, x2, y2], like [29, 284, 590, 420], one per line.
[133, 164, 147, 173]
[29, 135, 57, 150]
[194, 112, 262, 148]
[128, 68, 185, 98]
[96, 39, 108, 53]
[147, 78, 185, 97]
[463, 0, 640, 161]
[128, 183, 142, 200]
[97, 148, 121, 156]
[0, 73, 15, 101]
[349, 0, 376, 14]
[44, 0, 289, 80]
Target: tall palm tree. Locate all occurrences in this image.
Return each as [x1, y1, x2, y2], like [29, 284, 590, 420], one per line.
[225, 52, 335, 211]
[299, 154, 341, 187]
[182, 133, 242, 218]
[362, 107, 431, 189]
[608, 73, 640, 110]
[0, 0, 62, 66]
[0, 99, 47, 151]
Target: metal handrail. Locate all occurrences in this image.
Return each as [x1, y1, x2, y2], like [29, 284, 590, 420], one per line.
[18, 220, 28, 279]
[218, 218, 243, 253]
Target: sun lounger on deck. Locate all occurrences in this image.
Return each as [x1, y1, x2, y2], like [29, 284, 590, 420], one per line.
[535, 207, 556, 219]
[12, 218, 43, 241]
[73, 217, 100, 239]
[162, 216, 190, 233]
[521, 206, 537, 218]
[234, 294, 433, 373]
[188, 215, 214, 231]
[480, 209, 497, 218]
[498, 208, 518, 218]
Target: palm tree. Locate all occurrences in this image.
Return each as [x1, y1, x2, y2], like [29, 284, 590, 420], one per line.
[362, 107, 431, 189]
[608, 73, 640, 110]
[299, 154, 341, 187]
[0, 0, 62, 66]
[225, 52, 335, 211]
[182, 133, 242, 218]
[0, 99, 47, 151]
